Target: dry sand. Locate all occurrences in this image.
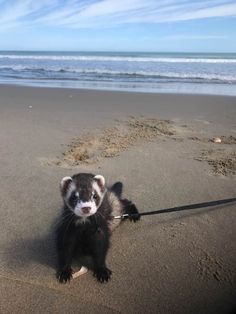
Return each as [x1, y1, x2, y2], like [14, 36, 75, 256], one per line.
[0, 85, 236, 314]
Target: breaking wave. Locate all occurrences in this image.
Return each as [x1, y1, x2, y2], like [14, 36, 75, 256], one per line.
[0, 65, 236, 83]
[1, 54, 236, 64]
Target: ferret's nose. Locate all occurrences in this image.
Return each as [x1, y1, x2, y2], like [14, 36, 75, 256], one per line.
[82, 207, 91, 214]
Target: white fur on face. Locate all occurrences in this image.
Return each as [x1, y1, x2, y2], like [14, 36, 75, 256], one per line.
[66, 181, 76, 200]
[92, 180, 106, 206]
[60, 177, 77, 210]
[74, 201, 97, 217]
[92, 181, 102, 198]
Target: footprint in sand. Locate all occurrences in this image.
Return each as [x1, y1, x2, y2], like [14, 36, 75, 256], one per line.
[41, 117, 176, 167]
[197, 251, 234, 286]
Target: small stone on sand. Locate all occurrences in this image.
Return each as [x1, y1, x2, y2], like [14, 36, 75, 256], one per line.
[213, 137, 221, 143]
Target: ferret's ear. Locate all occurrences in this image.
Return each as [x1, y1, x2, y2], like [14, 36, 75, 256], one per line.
[94, 175, 105, 192]
[60, 176, 72, 196]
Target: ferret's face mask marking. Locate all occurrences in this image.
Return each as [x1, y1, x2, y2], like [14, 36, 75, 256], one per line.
[60, 175, 106, 218]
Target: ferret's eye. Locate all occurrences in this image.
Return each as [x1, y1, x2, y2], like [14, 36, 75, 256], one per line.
[71, 192, 79, 202]
[92, 193, 98, 200]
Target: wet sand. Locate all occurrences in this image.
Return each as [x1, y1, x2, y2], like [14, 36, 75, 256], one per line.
[0, 85, 235, 314]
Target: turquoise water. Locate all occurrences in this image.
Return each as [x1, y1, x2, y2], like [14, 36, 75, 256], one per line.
[0, 51, 236, 95]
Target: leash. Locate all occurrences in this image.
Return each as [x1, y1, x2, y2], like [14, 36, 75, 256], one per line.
[113, 197, 236, 219]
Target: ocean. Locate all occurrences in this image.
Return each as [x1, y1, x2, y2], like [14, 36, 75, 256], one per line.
[0, 51, 236, 95]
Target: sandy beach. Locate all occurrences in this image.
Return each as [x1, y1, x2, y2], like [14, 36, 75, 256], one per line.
[0, 85, 235, 314]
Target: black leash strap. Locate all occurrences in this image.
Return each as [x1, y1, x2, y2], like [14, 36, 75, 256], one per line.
[113, 197, 236, 219]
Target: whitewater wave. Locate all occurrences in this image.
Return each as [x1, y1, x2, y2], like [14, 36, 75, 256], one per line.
[1, 54, 236, 64]
[1, 65, 236, 83]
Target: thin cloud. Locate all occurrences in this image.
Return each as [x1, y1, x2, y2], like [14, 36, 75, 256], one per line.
[0, 0, 236, 30]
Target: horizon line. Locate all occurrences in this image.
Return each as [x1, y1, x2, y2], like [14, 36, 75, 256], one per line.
[0, 50, 236, 54]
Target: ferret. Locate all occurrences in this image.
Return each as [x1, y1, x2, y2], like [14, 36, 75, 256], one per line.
[56, 173, 140, 283]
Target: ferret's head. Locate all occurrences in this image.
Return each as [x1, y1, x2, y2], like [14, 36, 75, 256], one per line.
[60, 173, 106, 218]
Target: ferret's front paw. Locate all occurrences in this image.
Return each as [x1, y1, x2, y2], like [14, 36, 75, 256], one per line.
[57, 267, 72, 283]
[129, 212, 140, 222]
[94, 267, 112, 283]
[122, 199, 140, 222]
[127, 204, 140, 222]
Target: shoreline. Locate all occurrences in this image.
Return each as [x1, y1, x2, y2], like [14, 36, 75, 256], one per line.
[1, 82, 236, 98]
[1, 81, 236, 97]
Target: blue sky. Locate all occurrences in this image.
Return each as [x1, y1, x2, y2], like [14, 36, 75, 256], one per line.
[0, 0, 236, 52]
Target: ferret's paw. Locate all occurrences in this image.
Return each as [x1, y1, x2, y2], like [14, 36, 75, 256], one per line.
[129, 212, 140, 222]
[94, 267, 112, 283]
[128, 204, 140, 222]
[122, 199, 140, 222]
[57, 267, 72, 283]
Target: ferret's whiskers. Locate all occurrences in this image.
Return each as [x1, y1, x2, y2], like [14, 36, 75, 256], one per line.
[54, 211, 73, 227]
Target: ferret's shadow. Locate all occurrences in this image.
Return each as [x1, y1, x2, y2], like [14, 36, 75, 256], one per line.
[3, 230, 57, 271]
[3, 219, 94, 274]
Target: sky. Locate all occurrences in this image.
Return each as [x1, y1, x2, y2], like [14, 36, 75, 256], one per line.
[0, 0, 236, 52]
